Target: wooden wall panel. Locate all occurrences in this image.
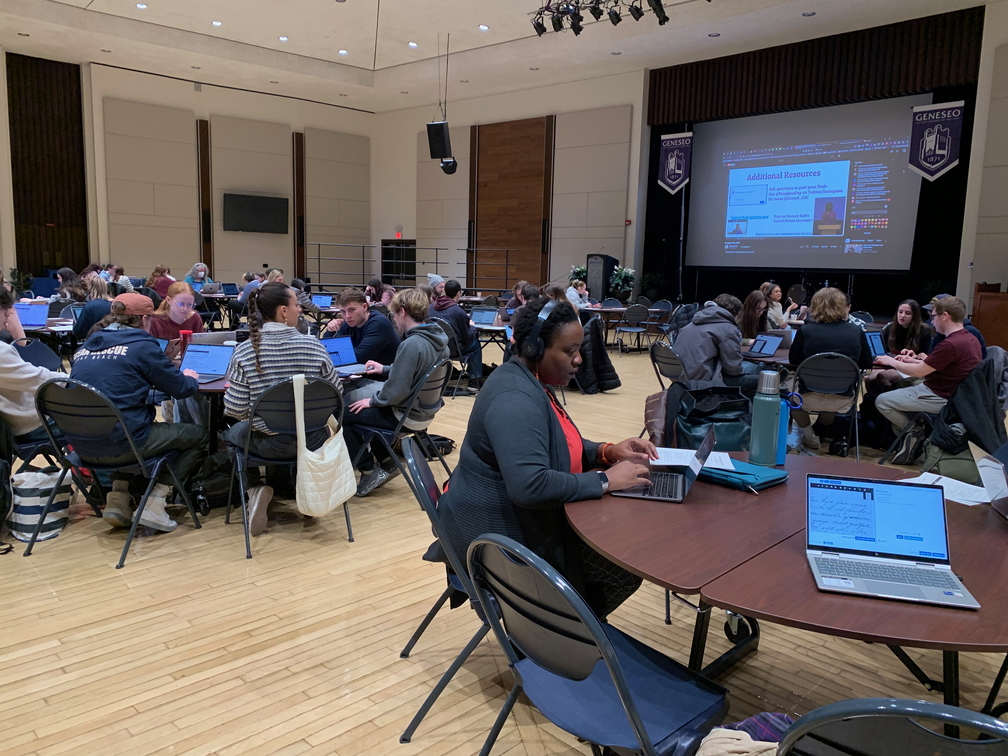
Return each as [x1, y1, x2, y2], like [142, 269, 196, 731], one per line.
[474, 117, 552, 289]
[6, 53, 89, 275]
[648, 6, 984, 125]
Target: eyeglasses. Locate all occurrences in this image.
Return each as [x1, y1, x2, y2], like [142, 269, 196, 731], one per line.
[172, 300, 195, 310]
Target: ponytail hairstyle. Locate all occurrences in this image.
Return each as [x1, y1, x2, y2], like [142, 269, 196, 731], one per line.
[155, 281, 196, 315]
[90, 299, 145, 336]
[247, 282, 295, 372]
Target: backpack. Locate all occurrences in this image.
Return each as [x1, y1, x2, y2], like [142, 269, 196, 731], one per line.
[920, 441, 980, 484]
[191, 451, 239, 514]
[419, 434, 455, 459]
[890, 419, 928, 466]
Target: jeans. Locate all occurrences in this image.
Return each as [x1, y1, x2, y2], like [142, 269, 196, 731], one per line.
[77, 421, 209, 492]
[223, 420, 329, 490]
[462, 338, 483, 380]
[875, 382, 948, 432]
[342, 405, 400, 472]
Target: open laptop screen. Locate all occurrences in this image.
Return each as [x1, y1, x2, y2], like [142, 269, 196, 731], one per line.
[749, 334, 782, 355]
[312, 294, 333, 308]
[471, 308, 497, 325]
[806, 475, 949, 563]
[13, 302, 49, 329]
[179, 344, 235, 376]
[222, 283, 240, 296]
[866, 331, 886, 358]
[324, 336, 357, 367]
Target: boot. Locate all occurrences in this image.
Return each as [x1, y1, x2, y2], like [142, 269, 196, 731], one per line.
[139, 483, 178, 532]
[103, 480, 133, 528]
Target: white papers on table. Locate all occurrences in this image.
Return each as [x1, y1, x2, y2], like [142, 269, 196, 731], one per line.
[651, 448, 735, 473]
[900, 472, 989, 505]
[703, 452, 735, 471]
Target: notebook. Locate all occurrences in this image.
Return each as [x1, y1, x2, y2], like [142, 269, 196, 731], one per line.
[866, 331, 887, 359]
[312, 294, 333, 309]
[806, 474, 979, 609]
[222, 282, 240, 296]
[179, 343, 235, 384]
[324, 336, 368, 377]
[742, 334, 783, 358]
[612, 426, 716, 503]
[13, 302, 49, 329]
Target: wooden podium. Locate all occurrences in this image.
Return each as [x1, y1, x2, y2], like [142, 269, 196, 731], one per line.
[972, 282, 1008, 350]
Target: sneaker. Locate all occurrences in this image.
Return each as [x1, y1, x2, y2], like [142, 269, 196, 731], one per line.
[891, 429, 925, 465]
[246, 485, 274, 537]
[103, 489, 133, 528]
[802, 433, 821, 451]
[138, 484, 177, 532]
[380, 459, 402, 482]
[356, 467, 390, 497]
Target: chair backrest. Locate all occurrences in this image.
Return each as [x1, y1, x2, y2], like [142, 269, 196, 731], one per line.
[412, 357, 452, 415]
[249, 377, 343, 438]
[14, 338, 63, 372]
[778, 698, 1008, 756]
[401, 438, 473, 595]
[372, 304, 389, 317]
[795, 352, 862, 397]
[636, 296, 652, 307]
[466, 534, 660, 755]
[650, 341, 684, 389]
[107, 282, 125, 297]
[35, 378, 151, 473]
[427, 316, 461, 360]
[621, 303, 650, 325]
[601, 298, 622, 307]
[135, 287, 163, 309]
[850, 311, 873, 324]
[59, 303, 83, 320]
[192, 291, 208, 312]
[653, 299, 674, 312]
[587, 297, 599, 305]
[482, 294, 498, 306]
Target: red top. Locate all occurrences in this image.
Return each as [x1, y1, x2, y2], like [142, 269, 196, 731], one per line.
[546, 388, 583, 474]
[147, 312, 204, 340]
[924, 328, 981, 398]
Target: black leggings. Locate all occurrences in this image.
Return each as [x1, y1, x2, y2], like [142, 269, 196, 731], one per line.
[579, 540, 643, 620]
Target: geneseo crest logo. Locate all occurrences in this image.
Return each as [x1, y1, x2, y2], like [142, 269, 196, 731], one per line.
[658, 131, 691, 195]
[909, 101, 963, 182]
[919, 124, 951, 172]
[665, 149, 685, 187]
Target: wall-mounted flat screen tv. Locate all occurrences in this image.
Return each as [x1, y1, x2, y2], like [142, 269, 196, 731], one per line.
[222, 193, 289, 234]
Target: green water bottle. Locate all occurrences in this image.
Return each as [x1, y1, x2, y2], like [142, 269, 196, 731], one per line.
[750, 370, 782, 467]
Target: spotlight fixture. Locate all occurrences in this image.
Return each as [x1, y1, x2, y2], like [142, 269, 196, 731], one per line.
[191, 65, 201, 69]
[17, 32, 29, 36]
[628, 3, 645, 21]
[802, 11, 816, 16]
[136, 3, 147, 8]
[440, 157, 457, 175]
[647, 0, 669, 25]
[608, 6, 622, 25]
[569, 9, 584, 36]
[708, 32, 720, 37]
[532, 15, 547, 36]
[551, 13, 564, 32]
[339, 93, 347, 96]
[589, 1, 604, 21]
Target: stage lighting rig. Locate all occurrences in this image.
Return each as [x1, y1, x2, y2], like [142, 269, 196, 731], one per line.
[628, 2, 645, 21]
[588, 1, 604, 20]
[530, 0, 684, 36]
[647, 0, 668, 24]
[532, 14, 548, 35]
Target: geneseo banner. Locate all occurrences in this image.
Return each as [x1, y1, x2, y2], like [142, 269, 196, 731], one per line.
[909, 101, 965, 181]
[658, 131, 692, 195]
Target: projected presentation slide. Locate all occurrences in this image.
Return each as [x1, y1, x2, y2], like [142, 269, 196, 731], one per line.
[687, 94, 930, 271]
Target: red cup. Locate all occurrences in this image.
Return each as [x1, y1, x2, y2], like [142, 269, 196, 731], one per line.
[179, 330, 193, 354]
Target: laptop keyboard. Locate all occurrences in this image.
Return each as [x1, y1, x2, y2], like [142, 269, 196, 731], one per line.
[815, 557, 958, 589]
[639, 473, 683, 501]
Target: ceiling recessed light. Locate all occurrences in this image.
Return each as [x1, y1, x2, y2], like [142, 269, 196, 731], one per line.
[478, 24, 489, 31]
[802, 11, 816, 16]
[136, 3, 147, 8]
[408, 41, 418, 48]
[339, 93, 348, 97]
[459, 79, 469, 83]
[17, 32, 29, 37]
[191, 65, 201, 69]
[611, 51, 621, 55]
[338, 49, 348, 55]
[278, 35, 288, 41]
[270, 80, 279, 84]
[708, 32, 720, 37]
[335, 0, 346, 3]
[211, 20, 222, 26]
[101, 48, 112, 53]
[401, 91, 409, 94]
[529, 67, 539, 71]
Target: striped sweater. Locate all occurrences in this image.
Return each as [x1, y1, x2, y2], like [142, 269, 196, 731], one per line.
[224, 322, 339, 432]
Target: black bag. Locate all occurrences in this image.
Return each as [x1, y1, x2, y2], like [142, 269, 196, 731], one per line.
[419, 434, 455, 459]
[667, 384, 752, 452]
[191, 451, 239, 514]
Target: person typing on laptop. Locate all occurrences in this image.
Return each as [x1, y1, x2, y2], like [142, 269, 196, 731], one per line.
[223, 283, 338, 536]
[69, 293, 208, 533]
[323, 288, 399, 365]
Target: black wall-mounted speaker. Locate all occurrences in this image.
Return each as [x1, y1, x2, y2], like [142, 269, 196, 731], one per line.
[427, 121, 452, 159]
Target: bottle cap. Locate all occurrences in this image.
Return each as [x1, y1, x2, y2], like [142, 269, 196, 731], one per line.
[756, 370, 780, 395]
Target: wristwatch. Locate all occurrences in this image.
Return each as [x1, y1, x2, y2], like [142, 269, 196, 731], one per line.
[597, 470, 609, 494]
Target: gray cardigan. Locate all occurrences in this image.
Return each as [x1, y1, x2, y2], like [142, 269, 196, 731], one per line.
[437, 359, 603, 594]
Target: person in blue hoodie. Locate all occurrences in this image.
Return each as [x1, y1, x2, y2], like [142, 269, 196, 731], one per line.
[322, 287, 400, 364]
[428, 279, 483, 390]
[69, 293, 208, 532]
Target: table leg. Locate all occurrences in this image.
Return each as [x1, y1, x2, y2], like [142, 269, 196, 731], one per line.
[688, 601, 712, 671]
[944, 651, 960, 737]
[208, 394, 222, 453]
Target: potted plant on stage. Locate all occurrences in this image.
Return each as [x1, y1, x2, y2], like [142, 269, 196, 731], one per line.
[569, 264, 587, 284]
[641, 272, 663, 303]
[8, 268, 33, 298]
[609, 265, 636, 304]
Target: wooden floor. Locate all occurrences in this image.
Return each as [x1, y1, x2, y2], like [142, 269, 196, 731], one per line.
[5, 350, 1006, 756]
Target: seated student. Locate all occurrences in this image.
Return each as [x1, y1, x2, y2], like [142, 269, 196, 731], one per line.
[290, 278, 321, 335]
[344, 288, 450, 496]
[429, 279, 484, 390]
[266, 269, 285, 284]
[865, 299, 932, 396]
[504, 280, 528, 309]
[99, 263, 116, 282]
[436, 296, 654, 620]
[147, 281, 205, 341]
[788, 287, 873, 450]
[69, 294, 208, 532]
[112, 266, 135, 293]
[223, 283, 338, 536]
[737, 289, 770, 340]
[844, 293, 867, 330]
[565, 279, 590, 309]
[49, 267, 87, 303]
[73, 276, 114, 340]
[542, 283, 568, 303]
[323, 287, 400, 364]
[364, 277, 395, 306]
[80, 263, 103, 282]
[417, 283, 436, 304]
[674, 294, 759, 398]
[923, 293, 986, 358]
[762, 282, 801, 328]
[0, 340, 64, 445]
[0, 285, 26, 343]
[427, 273, 446, 297]
[184, 263, 213, 286]
[146, 265, 174, 300]
[500, 282, 539, 322]
[874, 296, 981, 433]
[237, 271, 264, 305]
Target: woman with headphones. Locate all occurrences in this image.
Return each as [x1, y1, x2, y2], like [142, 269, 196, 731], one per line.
[435, 296, 656, 620]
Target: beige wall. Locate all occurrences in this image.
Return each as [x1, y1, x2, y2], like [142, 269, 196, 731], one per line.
[416, 126, 470, 287]
[304, 127, 371, 288]
[210, 115, 292, 285]
[102, 98, 199, 280]
[0, 50, 18, 280]
[551, 105, 632, 285]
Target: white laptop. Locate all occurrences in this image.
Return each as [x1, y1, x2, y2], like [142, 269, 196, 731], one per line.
[742, 333, 783, 358]
[471, 307, 501, 328]
[191, 330, 236, 346]
[324, 336, 368, 377]
[13, 302, 49, 330]
[200, 282, 222, 295]
[806, 474, 979, 610]
[612, 426, 716, 503]
[766, 328, 794, 348]
[179, 343, 235, 384]
[969, 442, 1008, 522]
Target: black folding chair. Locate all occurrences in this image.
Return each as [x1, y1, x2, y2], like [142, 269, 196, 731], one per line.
[224, 377, 346, 555]
[650, 341, 684, 390]
[193, 291, 221, 331]
[28, 378, 201, 567]
[13, 338, 64, 373]
[135, 286, 163, 309]
[467, 535, 728, 756]
[59, 303, 84, 321]
[779, 697, 1008, 754]
[613, 303, 652, 355]
[349, 359, 453, 491]
[850, 311, 874, 325]
[482, 294, 498, 306]
[427, 317, 469, 398]
[398, 438, 488, 744]
[793, 352, 863, 461]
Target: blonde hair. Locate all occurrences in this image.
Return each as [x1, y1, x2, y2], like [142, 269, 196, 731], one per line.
[570, 279, 586, 289]
[808, 287, 847, 324]
[389, 288, 430, 322]
[155, 281, 196, 315]
[266, 269, 285, 283]
[87, 276, 111, 301]
[932, 296, 967, 323]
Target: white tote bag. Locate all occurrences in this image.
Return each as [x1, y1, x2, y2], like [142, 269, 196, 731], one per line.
[7, 470, 72, 543]
[292, 374, 357, 517]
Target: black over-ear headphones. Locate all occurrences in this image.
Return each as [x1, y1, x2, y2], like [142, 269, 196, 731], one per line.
[520, 298, 558, 362]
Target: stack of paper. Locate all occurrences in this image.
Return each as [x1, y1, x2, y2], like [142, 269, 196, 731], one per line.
[900, 472, 989, 505]
[652, 448, 736, 473]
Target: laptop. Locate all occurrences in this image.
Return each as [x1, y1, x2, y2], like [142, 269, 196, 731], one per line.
[191, 330, 236, 346]
[155, 338, 171, 352]
[806, 474, 979, 609]
[612, 426, 716, 503]
[179, 343, 235, 384]
[323, 336, 368, 377]
[766, 328, 794, 348]
[471, 307, 499, 327]
[13, 302, 49, 330]
[312, 294, 333, 309]
[742, 333, 783, 358]
[866, 330, 887, 359]
[497, 306, 518, 323]
[191, 281, 203, 292]
[969, 442, 1008, 522]
[222, 282, 240, 296]
[200, 282, 221, 295]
